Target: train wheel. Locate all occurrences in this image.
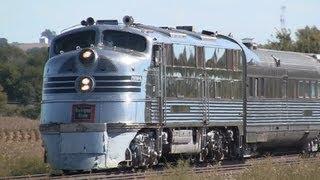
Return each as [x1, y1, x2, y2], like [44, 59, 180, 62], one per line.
[302, 138, 319, 158]
[206, 130, 226, 162]
[130, 132, 159, 168]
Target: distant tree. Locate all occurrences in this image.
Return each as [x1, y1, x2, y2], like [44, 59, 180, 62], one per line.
[41, 29, 57, 44]
[262, 26, 320, 54]
[0, 85, 7, 108]
[0, 45, 47, 104]
[0, 44, 26, 64]
[0, 38, 8, 46]
[0, 63, 21, 101]
[295, 26, 320, 54]
[263, 29, 295, 51]
[26, 47, 48, 67]
[0, 40, 48, 118]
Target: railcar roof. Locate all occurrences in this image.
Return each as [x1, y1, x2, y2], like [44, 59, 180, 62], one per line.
[139, 27, 241, 50]
[253, 48, 320, 71]
[57, 24, 244, 50]
[55, 23, 260, 63]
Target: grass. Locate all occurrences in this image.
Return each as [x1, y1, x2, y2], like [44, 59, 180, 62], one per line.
[151, 160, 224, 180]
[150, 158, 320, 180]
[0, 155, 50, 177]
[0, 116, 51, 177]
[237, 157, 320, 180]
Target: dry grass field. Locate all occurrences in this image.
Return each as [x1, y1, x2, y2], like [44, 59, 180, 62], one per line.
[152, 158, 320, 180]
[0, 116, 40, 130]
[0, 117, 50, 176]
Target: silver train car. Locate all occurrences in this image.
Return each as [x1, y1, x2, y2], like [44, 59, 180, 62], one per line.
[40, 16, 320, 171]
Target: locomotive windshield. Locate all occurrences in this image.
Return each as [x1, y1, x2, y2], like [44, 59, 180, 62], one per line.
[102, 30, 147, 52]
[53, 30, 96, 54]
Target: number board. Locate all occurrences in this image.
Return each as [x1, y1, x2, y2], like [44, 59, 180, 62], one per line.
[72, 104, 95, 123]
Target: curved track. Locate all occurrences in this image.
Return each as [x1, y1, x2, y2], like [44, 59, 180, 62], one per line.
[2, 154, 319, 180]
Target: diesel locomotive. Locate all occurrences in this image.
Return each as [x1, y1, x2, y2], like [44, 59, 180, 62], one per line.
[40, 16, 320, 171]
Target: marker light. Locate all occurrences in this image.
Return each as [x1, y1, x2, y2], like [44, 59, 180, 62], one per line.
[76, 76, 94, 93]
[79, 48, 95, 65]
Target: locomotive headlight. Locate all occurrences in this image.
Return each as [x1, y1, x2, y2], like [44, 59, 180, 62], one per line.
[79, 48, 96, 65]
[81, 78, 91, 91]
[81, 77, 90, 85]
[82, 51, 93, 59]
[76, 76, 95, 93]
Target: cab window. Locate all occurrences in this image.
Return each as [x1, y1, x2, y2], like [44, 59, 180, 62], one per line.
[103, 30, 147, 52]
[53, 30, 96, 54]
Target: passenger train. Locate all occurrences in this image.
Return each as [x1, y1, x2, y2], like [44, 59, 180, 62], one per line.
[40, 16, 320, 171]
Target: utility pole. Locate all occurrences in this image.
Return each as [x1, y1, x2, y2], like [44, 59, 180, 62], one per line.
[280, 5, 287, 32]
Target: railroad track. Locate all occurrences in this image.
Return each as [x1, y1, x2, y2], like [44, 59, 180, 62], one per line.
[2, 154, 319, 180]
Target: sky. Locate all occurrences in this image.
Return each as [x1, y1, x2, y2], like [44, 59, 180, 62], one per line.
[0, 0, 319, 44]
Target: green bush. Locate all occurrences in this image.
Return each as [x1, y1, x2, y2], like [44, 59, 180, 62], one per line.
[0, 104, 40, 120]
[0, 44, 47, 106]
[20, 106, 40, 119]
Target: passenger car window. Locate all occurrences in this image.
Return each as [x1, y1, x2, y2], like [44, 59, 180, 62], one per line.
[254, 78, 258, 97]
[53, 30, 96, 54]
[103, 30, 147, 52]
[173, 44, 196, 67]
[260, 78, 265, 97]
[318, 82, 320, 98]
[305, 81, 310, 98]
[311, 82, 316, 98]
[298, 81, 304, 98]
[204, 47, 217, 68]
[248, 77, 254, 97]
[216, 49, 227, 69]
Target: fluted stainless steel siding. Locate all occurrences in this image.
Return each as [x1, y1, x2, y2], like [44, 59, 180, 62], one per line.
[247, 99, 320, 126]
[151, 99, 243, 126]
[208, 100, 243, 123]
[164, 100, 203, 122]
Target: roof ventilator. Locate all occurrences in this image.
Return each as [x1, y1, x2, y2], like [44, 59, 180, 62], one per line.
[312, 54, 320, 63]
[201, 30, 217, 36]
[96, 20, 118, 25]
[176, 26, 194, 32]
[271, 55, 281, 67]
[242, 38, 258, 50]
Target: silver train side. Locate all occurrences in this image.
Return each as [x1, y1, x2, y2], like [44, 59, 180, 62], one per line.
[40, 16, 320, 171]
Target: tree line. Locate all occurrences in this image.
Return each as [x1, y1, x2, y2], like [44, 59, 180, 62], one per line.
[262, 26, 320, 54]
[0, 39, 46, 119]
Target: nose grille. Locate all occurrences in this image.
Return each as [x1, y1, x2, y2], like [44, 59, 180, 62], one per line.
[43, 76, 141, 94]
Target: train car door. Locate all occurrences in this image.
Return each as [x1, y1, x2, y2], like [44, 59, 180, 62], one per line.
[145, 44, 163, 124]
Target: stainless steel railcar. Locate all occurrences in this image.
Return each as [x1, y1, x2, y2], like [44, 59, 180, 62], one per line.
[40, 16, 320, 171]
